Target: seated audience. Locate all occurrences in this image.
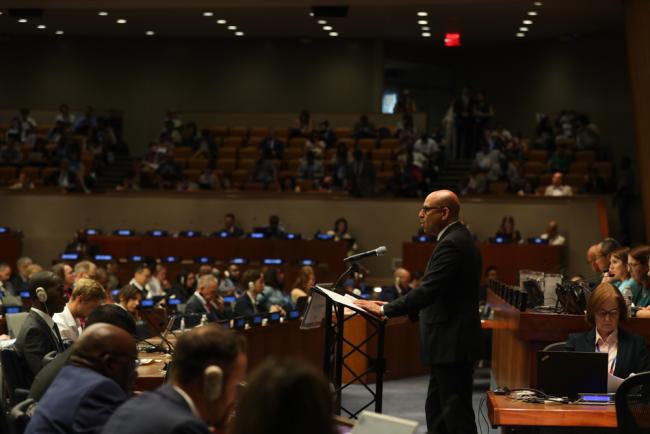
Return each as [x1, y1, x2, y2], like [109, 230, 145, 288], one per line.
[51, 262, 76, 298]
[73, 106, 97, 134]
[317, 120, 337, 148]
[234, 269, 266, 316]
[380, 268, 411, 301]
[55, 103, 76, 127]
[602, 248, 632, 288]
[9, 171, 36, 190]
[0, 262, 21, 305]
[304, 131, 326, 156]
[169, 269, 196, 302]
[218, 265, 240, 295]
[10, 256, 32, 295]
[102, 325, 247, 434]
[627, 246, 650, 308]
[263, 215, 287, 239]
[15, 271, 67, 383]
[26, 263, 44, 279]
[145, 264, 169, 298]
[219, 213, 245, 238]
[544, 172, 573, 196]
[25, 323, 137, 434]
[252, 151, 278, 187]
[494, 215, 521, 243]
[479, 266, 498, 303]
[291, 266, 316, 306]
[352, 114, 377, 139]
[121, 264, 151, 296]
[29, 304, 137, 401]
[258, 128, 285, 160]
[53, 278, 106, 342]
[117, 286, 142, 320]
[539, 220, 566, 246]
[548, 144, 572, 173]
[326, 217, 358, 254]
[65, 233, 99, 258]
[587, 243, 602, 274]
[347, 148, 375, 197]
[297, 150, 325, 188]
[328, 143, 350, 190]
[231, 358, 335, 434]
[258, 268, 291, 313]
[597, 237, 621, 275]
[460, 167, 487, 195]
[394, 88, 417, 114]
[565, 282, 649, 378]
[290, 109, 313, 138]
[186, 274, 229, 322]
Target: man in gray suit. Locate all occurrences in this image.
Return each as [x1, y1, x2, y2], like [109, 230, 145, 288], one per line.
[356, 190, 481, 434]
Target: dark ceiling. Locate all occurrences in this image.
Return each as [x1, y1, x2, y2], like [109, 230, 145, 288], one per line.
[0, 1, 622, 45]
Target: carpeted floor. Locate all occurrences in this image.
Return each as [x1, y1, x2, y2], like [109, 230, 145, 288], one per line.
[340, 367, 499, 434]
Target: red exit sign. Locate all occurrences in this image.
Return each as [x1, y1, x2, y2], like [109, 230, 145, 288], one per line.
[444, 33, 461, 47]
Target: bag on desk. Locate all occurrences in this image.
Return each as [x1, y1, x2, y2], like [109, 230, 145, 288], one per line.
[555, 281, 591, 314]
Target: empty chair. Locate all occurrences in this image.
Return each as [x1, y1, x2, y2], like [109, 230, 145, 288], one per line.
[249, 127, 269, 137]
[237, 158, 256, 171]
[207, 126, 228, 138]
[288, 137, 307, 148]
[373, 149, 392, 162]
[333, 127, 352, 138]
[283, 148, 303, 161]
[218, 147, 238, 160]
[238, 147, 259, 160]
[228, 127, 248, 138]
[574, 150, 596, 163]
[357, 138, 377, 151]
[487, 181, 509, 195]
[216, 158, 237, 174]
[569, 161, 589, 175]
[337, 138, 355, 149]
[527, 150, 549, 163]
[0, 167, 17, 185]
[247, 136, 264, 148]
[593, 162, 613, 179]
[222, 137, 243, 148]
[187, 159, 209, 170]
[174, 147, 192, 159]
[380, 138, 399, 150]
[615, 371, 650, 434]
[184, 169, 201, 183]
[542, 341, 567, 352]
[523, 161, 545, 177]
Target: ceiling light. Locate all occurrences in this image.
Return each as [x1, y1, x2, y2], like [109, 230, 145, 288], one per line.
[516, 32, 526, 37]
[422, 32, 431, 37]
[98, 11, 108, 16]
[235, 31, 244, 36]
[55, 30, 64, 35]
[146, 30, 155, 36]
[227, 25, 237, 30]
[417, 12, 428, 17]
[37, 25, 46, 29]
[534, 1, 543, 5]
[523, 19, 533, 25]
[519, 27, 529, 32]
[323, 25, 333, 31]
[422, 26, 430, 31]
[18, 18, 27, 23]
[203, 12, 214, 17]
[527, 11, 538, 16]
[417, 20, 428, 25]
[216, 19, 227, 24]
[317, 20, 327, 25]
[329, 32, 338, 37]
[116, 19, 127, 24]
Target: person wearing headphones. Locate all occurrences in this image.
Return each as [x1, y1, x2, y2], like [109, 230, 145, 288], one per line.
[14, 270, 67, 383]
[102, 325, 247, 434]
[234, 269, 266, 317]
[379, 267, 412, 301]
[53, 277, 106, 342]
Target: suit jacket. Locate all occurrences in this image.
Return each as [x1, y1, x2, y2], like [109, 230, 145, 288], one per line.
[234, 293, 265, 317]
[384, 222, 482, 365]
[15, 310, 63, 383]
[26, 365, 127, 434]
[101, 384, 210, 434]
[185, 294, 228, 322]
[29, 347, 73, 401]
[379, 285, 408, 302]
[565, 328, 650, 378]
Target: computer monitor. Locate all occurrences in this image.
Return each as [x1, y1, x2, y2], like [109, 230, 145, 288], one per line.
[537, 351, 608, 400]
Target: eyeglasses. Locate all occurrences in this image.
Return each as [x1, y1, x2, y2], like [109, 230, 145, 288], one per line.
[628, 261, 643, 268]
[420, 206, 444, 214]
[595, 309, 619, 318]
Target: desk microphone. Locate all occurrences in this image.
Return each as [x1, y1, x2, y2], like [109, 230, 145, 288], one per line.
[343, 246, 387, 262]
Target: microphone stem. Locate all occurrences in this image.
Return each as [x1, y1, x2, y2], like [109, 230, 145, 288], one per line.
[331, 262, 360, 296]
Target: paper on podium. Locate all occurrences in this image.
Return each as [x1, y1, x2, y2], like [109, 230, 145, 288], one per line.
[317, 286, 364, 310]
[607, 373, 624, 392]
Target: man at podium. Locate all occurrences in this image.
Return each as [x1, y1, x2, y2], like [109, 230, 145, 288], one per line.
[356, 190, 481, 434]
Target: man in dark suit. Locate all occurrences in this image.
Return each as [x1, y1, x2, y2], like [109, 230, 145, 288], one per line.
[379, 267, 412, 302]
[218, 213, 245, 238]
[15, 271, 67, 384]
[10, 256, 32, 296]
[186, 274, 230, 321]
[25, 323, 137, 434]
[102, 325, 247, 434]
[258, 128, 284, 160]
[234, 269, 265, 317]
[356, 190, 481, 434]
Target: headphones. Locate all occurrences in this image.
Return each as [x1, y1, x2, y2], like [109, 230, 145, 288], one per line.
[203, 365, 224, 402]
[36, 286, 48, 303]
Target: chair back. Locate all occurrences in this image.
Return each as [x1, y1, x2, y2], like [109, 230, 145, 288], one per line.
[615, 371, 650, 434]
[6, 312, 29, 339]
[0, 348, 31, 405]
[542, 341, 567, 352]
[9, 398, 37, 434]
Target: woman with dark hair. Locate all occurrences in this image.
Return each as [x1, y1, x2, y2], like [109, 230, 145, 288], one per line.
[290, 266, 316, 306]
[258, 268, 291, 312]
[494, 215, 521, 243]
[326, 217, 358, 255]
[565, 282, 649, 378]
[117, 286, 142, 320]
[231, 358, 336, 434]
[167, 269, 196, 302]
[627, 245, 650, 308]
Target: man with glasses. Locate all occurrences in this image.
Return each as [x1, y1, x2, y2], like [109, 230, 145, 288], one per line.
[26, 323, 138, 434]
[355, 189, 481, 434]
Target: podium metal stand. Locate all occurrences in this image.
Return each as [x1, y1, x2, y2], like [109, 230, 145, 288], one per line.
[311, 285, 387, 419]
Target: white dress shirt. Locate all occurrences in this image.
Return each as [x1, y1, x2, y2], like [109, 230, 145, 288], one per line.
[31, 307, 62, 345]
[595, 328, 618, 374]
[53, 305, 82, 342]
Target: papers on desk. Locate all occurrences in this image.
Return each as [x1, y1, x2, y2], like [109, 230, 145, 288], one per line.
[0, 338, 16, 349]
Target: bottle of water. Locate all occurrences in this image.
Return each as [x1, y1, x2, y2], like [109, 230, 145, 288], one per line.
[180, 317, 186, 333]
[200, 314, 208, 327]
[621, 286, 634, 316]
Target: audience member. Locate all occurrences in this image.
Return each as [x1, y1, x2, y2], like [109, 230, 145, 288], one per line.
[352, 115, 377, 139]
[15, 271, 66, 383]
[317, 120, 337, 148]
[258, 128, 285, 160]
[565, 282, 649, 377]
[51, 263, 75, 298]
[102, 325, 247, 434]
[145, 264, 169, 298]
[231, 358, 336, 434]
[219, 213, 245, 237]
[290, 110, 313, 138]
[0, 262, 21, 305]
[380, 268, 411, 301]
[169, 270, 196, 302]
[263, 215, 287, 239]
[26, 263, 44, 279]
[328, 143, 350, 190]
[65, 233, 99, 258]
[53, 278, 106, 342]
[479, 266, 498, 303]
[186, 274, 229, 322]
[548, 145, 572, 173]
[580, 165, 607, 194]
[627, 246, 650, 308]
[9, 171, 36, 190]
[121, 264, 151, 296]
[290, 266, 316, 306]
[460, 167, 487, 195]
[218, 265, 240, 295]
[602, 248, 637, 294]
[393, 88, 417, 114]
[539, 220, 566, 246]
[596, 238, 621, 276]
[73, 106, 97, 134]
[25, 323, 137, 434]
[9, 256, 32, 295]
[348, 149, 375, 197]
[494, 215, 521, 243]
[258, 268, 291, 312]
[297, 150, 325, 188]
[55, 104, 76, 127]
[252, 150, 278, 187]
[587, 243, 602, 274]
[117, 286, 142, 320]
[544, 172, 573, 196]
[325, 217, 358, 254]
[234, 269, 266, 316]
[304, 131, 326, 157]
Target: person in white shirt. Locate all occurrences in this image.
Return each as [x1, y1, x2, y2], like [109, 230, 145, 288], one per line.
[53, 278, 106, 342]
[146, 264, 169, 298]
[540, 220, 566, 246]
[544, 172, 573, 196]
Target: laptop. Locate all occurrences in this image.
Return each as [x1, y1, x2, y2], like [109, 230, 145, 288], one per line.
[350, 411, 418, 434]
[537, 351, 608, 399]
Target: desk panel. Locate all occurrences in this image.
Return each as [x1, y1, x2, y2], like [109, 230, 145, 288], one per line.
[0, 232, 22, 268]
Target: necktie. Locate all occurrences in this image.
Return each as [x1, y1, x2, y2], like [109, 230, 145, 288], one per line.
[52, 323, 64, 351]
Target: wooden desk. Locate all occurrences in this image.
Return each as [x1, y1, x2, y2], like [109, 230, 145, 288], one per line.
[488, 290, 650, 388]
[487, 391, 616, 429]
[402, 242, 562, 285]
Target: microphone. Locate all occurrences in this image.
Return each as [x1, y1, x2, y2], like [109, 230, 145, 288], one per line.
[343, 246, 387, 263]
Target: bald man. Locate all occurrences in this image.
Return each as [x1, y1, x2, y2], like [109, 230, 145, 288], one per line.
[356, 190, 481, 434]
[379, 267, 412, 301]
[587, 244, 601, 274]
[26, 323, 137, 434]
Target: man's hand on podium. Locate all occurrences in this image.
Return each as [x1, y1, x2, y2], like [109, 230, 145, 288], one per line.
[353, 299, 387, 319]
